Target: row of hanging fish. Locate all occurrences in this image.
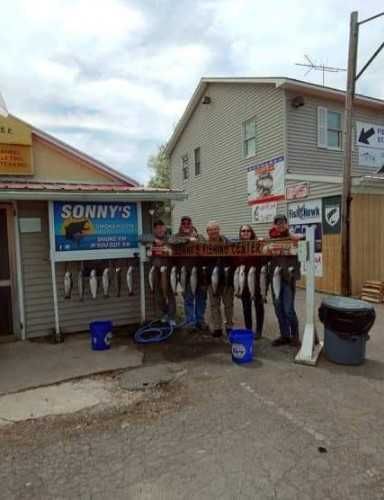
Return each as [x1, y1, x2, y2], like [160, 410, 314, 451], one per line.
[148, 264, 294, 301]
[64, 266, 135, 300]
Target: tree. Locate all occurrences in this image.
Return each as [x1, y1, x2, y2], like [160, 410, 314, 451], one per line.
[147, 144, 170, 188]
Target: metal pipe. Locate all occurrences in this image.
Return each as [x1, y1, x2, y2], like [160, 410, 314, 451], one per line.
[137, 202, 146, 323]
[12, 201, 26, 340]
[48, 201, 60, 336]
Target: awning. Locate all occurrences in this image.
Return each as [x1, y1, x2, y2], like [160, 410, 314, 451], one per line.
[352, 175, 384, 194]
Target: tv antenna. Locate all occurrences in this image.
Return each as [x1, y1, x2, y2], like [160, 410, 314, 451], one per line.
[295, 54, 346, 86]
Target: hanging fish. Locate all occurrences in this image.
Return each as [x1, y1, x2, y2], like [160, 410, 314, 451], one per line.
[272, 266, 282, 301]
[260, 265, 268, 302]
[102, 268, 110, 298]
[160, 265, 168, 301]
[190, 266, 198, 296]
[233, 266, 240, 297]
[64, 271, 73, 299]
[89, 269, 98, 299]
[180, 266, 188, 295]
[148, 266, 156, 293]
[170, 266, 178, 295]
[201, 266, 209, 289]
[211, 266, 220, 296]
[115, 267, 122, 297]
[223, 267, 231, 291]
[238, 265, 246, 297]
[77, 268, 84, 301]
[127, 266, 134, 296]
[247, 266, 256, 301]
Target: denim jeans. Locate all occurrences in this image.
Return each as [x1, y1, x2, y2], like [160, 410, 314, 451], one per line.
[273, 280, 299, 338]
[241, 288, 264, 336]
[184, 285, 207, 325]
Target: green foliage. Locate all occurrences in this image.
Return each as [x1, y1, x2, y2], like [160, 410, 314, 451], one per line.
[147, 144, 170, 188]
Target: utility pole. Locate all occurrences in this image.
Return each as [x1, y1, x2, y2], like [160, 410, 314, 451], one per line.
[341, 10, 384, 296]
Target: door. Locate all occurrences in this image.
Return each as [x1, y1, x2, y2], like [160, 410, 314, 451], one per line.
[0, 207, 13, 335]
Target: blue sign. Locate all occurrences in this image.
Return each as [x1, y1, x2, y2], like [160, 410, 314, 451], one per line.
[53, 202, 138, 252]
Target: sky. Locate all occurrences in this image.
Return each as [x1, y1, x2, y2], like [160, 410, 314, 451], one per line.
[0, 0, 383, 184]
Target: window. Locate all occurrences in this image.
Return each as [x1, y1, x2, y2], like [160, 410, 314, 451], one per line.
[194, 147, 201, 176]
[182, 154, 189, 180]
[318, 107, 343, 150]
[243, 118, 256, 158]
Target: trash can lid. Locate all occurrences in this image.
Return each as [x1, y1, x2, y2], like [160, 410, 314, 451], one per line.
[321, 296, 375, 313]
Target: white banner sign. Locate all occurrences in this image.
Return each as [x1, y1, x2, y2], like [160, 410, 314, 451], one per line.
[358, 146, 384, 170]
[356, 121, 384, 150]
[251, 202, 277, 224]
[247, 155, 285, 205]
[286, 182, 309, 200]
[287, 199, 322, 225]
[302, 252, 323, 278]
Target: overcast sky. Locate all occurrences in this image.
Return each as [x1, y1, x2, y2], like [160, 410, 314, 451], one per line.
[1, 0, 383, 184]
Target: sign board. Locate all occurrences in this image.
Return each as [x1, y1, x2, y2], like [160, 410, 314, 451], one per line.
[356, 121, 384, 149]
[251, 202, 277, 224]
[0, 116, 33, 175]
[19, 217, 41, 233]
[287, 199, 322, 225]
[0, 115, 32, 146]
[289, 223, 322, 252]
[286, 182, 309, 200]
[247, 155, 285, 205]
[50, 201, 139, 261]
[322, 196, 341, 234]
[358, 146, 384, 171]
[302, 252, 323, 278]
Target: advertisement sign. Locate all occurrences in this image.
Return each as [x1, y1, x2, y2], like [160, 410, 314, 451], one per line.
[358, 146, 384, 171]
[289, 223, 322, 252]
[247, 155, 285, 205]
[251, 202, 277, 224]
[286, 182, 309, 201]
[356, 121, 384, 149]
[302, 253, 323, 278]
[287, 199, 322, 225]
[51, 201, 139, 261]
[0, 115, 33, 175]
[322, 196, 341, 234]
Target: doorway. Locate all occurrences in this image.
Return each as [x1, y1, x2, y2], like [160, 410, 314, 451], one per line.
[0, 206, 14, 336]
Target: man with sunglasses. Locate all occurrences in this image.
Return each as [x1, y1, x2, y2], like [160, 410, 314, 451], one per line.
[175, 216, 208, 330]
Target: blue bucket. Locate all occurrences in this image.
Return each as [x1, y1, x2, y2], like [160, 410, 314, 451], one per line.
[229, 329, 254, 364]
[90, 321, 113, 351]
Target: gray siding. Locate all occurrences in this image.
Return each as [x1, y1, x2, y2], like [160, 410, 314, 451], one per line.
[286, 91, 384, 177]
[171, 83, 285, 238]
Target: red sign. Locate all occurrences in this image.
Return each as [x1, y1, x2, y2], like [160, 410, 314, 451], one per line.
[286, 182, 309, 200]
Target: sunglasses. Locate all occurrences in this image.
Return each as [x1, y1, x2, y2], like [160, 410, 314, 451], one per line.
[181, 220, 192, 225]
[241, 229, 251, 232]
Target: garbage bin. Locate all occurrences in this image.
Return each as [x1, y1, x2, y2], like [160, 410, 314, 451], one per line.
[319, 297, 375, 365]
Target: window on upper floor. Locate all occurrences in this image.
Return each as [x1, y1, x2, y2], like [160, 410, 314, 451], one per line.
[182, 154, 189, 180]
[194, 147, 201, 176]
[318, 107, 343, 150]
[242, 118, 257, 158]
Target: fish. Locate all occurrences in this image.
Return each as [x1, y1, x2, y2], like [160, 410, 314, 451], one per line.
[127, 266, 134, 295]
[233, 266, 240, 297]
[78, 268, 84, 301]
[160, 265, 168, 301]
[170, 266, 178, 295]
[180, 266, 188, 295]
[201, 266, 209, 289]
[260, 265, 268, 302]
[272, 266, 282, 300]
[115, 267, 122, 297]
[89, 270, 98, 299]
[224, 267, 231, 289]
[238, 265, 246, 297]
[190, 266, 198, 296]
[148, 266, 156, 293]
[64, 271, 73, 299]
[102, 268, 110, 298]
[247, 266, 256, 301]
[211, 266, 220, 296]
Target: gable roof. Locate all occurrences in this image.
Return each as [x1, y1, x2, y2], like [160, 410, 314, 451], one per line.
[165, 77, 384, 156]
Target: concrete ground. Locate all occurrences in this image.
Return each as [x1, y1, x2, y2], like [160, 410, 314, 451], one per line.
[1, 290, 384, 499]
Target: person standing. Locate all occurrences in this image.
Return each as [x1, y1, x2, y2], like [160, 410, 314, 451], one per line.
[175, 216, 208, 330]
[269, 215, 301, 348]
[206, 221, 234, 338]
[238, 224, 264, 338]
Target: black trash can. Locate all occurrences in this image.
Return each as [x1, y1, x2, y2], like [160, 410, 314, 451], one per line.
[319, 297, 375, 365]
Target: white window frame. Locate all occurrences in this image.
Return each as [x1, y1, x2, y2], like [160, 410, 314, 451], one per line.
[181, 154, 189, 181]
[317, 107, 343, 151]
[242, 117, 257, 159]
[194, 147, 201, 176]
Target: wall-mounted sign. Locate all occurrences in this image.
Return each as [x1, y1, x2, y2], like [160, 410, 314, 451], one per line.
[289, 223, 322, 252]
[0, 144, 33, 175]
[286, 182, 309, 201]
[50, 201, 139, 262]
[356, 121, 384, 150]
[247, 155, 285, 205]
[358, 146, 384, 171]
[287, 199, 322, 225]
[19, 217, 41, 233]
[251, 202, 277, 224]
[322, 196, 341, 234]
[302, 253, 323, 278]
[0, 115, 32, 146]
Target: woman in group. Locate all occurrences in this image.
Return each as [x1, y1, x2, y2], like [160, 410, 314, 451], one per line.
[238, 224, 264, 338]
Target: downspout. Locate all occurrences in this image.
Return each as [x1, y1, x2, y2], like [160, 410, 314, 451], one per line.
[12, 201, 26, 340]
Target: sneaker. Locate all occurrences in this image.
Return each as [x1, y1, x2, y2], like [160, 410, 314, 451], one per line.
[212, 329, 223, 338]
[290, 336, 301, 348]
[271, 336, 290, 347]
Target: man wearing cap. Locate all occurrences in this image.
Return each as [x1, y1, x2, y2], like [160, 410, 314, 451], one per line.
[269, 215, 302, 348]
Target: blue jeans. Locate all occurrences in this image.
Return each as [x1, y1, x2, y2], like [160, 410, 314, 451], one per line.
[184, 286, 207, 325]
[273, 281, 299, 338]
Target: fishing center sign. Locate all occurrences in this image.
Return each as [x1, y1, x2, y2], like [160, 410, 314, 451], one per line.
[49, 201, 139, 261]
